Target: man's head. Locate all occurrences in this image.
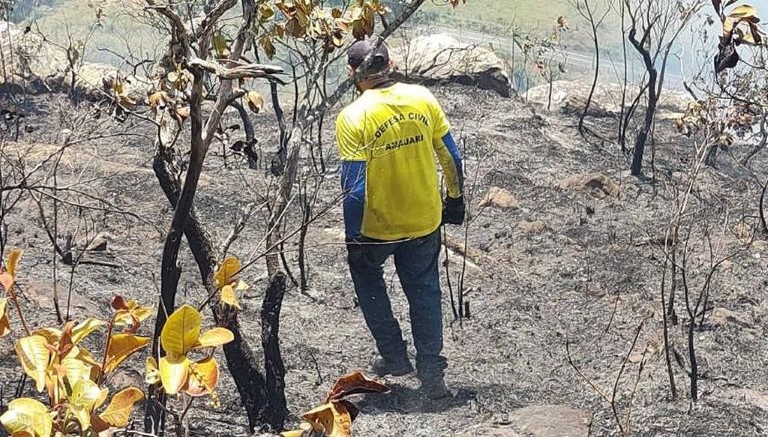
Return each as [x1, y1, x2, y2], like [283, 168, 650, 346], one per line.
[347, 36, 393, 91]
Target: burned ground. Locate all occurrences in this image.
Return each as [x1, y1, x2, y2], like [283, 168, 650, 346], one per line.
[1, 84, 767, 436]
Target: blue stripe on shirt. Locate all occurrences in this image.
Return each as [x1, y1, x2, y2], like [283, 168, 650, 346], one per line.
[442, 132, 464, 191]
[340, 161, 366, 241]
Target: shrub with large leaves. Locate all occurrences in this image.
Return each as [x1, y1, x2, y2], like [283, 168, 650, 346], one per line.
[0, 251, 152, 437]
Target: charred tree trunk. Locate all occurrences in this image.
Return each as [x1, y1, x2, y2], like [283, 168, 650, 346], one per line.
[259, 272, 288, 429]
[628, 28, 658, 177]
[152, 144, 285, 433]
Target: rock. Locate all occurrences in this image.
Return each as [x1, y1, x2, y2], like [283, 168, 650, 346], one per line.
[518, 220, 547, 234]
[729, 389, 768, 412]
[0, 22, 68, 93]
[710, 308, 752, 328]
[732, 223, 752, 242]
[509, 405, 592, 437]
[460, 424, 522, 437]
[0, 23, 151, 100]
[79, 231, 113, 252]
[19, 279, 100, 315]
[391, 34, 513, 97]
[480, 187, 519, 209]
[62, 62, 151, 103]
[752, 240, 768, 252]
[525, 80, 692, 116]
[558, 173, 620, 198]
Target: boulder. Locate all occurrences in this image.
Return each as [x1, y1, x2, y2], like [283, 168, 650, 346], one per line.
[509, 405, 592, 437]
[525, 80, 693, 117]
[62, 62, 151, 103]
[0, 23, 151, 101]
[0, 22, 68, 93]
[391, 34, 513, 97]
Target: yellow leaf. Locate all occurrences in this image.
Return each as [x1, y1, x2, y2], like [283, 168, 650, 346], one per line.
[729, 4, 758, 19]
[282, 423, 313, 437]
[71, 318, 106, 345]
[67, 403, 93, 432]
[161, 305, 201, 356]
[60, 351, 95, 387]
[114, 299, 153, 330]
[97, 387, 144, 428]
[193, 327, 234, 349]
[0, 398, 52, 437]
[70, 379, 108, 411]
[159, 354, 190, 395]
[15, 335, 51, 392]
[104, 334, 150, 374]
[0, 298, 10, 337]
[185, 356, 220, 397]
[220, 285, 240, 309]
[245, 91, 265, 114]
[214, 257, 241, 289]
[303, 402, 353, 437]
[6, 248, 22, 278]
[31, 327, 61, 345]
[145, 357, 160, 385]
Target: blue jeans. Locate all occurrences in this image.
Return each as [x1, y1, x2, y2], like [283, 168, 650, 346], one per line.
[347, 229, 447, 376]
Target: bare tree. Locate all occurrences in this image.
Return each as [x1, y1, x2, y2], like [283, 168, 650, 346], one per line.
[624, 0, 703, 176]
[572, 0, 614, 134]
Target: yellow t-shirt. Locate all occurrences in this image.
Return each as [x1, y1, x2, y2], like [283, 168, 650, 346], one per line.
[336, 83, 454, 241]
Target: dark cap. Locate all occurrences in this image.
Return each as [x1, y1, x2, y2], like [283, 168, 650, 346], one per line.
[347, 37, 390, 74]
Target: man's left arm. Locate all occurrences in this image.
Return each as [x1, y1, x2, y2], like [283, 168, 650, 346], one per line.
[433, 132, 463, 198]
[430, 95, 465, 225]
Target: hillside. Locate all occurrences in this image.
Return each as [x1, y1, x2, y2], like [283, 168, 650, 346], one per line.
[1, 82, 767, 436]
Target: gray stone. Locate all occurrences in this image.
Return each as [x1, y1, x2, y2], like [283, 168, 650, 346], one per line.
[518, 220, 547, 234]
[0, 22, 67, 92]
[729, 389, 768, 412]
[391, 34, 513, 97]
[558, 173, 620, 198]
[480, 187, 520, 210]
[509, 405, 592, 437]
[710, 307, 752, 328]
[525, 80, 692, 116]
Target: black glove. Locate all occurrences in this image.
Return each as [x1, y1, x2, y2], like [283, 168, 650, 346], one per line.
[442, 195, 465, 225]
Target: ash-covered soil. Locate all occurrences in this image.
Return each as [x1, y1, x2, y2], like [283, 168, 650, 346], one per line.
[1, 84, 767, 436]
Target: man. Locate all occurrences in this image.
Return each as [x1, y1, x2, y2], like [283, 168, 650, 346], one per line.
[335, 36, 465, 400]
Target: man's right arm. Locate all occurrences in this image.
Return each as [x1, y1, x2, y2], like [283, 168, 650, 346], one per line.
[340, 161, 366, 241]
